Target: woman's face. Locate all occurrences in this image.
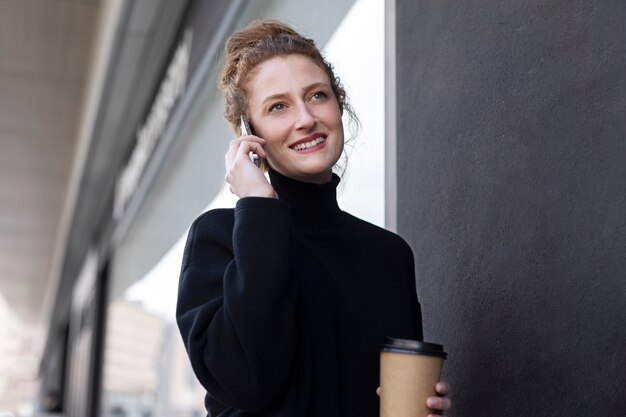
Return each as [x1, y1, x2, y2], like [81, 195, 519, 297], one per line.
[245, 54, 344, 184]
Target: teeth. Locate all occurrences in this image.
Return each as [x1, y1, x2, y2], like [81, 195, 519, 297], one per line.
[293, 137, 325, 151]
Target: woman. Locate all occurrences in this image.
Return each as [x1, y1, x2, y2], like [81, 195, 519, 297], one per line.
[176, 20, 451, 416]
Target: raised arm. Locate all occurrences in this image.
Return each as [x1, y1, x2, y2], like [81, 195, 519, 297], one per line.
[176, 197, 296, 412]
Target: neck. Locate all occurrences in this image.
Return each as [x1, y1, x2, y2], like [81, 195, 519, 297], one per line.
[268, 169, 344, 231]
[271, 168, 333, 185]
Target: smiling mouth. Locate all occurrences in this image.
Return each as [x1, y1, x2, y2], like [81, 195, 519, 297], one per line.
[292, 136, 326, 151]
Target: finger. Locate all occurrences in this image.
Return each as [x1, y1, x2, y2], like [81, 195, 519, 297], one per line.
[239, 133, 266, 141]
[375, 387, 381, 397]
[227, 137, 266, 158]
[236, 140, 267, 161]
[226, 141, 266, 170]
[426, 396, 451, 411]
[230, 135, 267, 149]
[435, 381, 450, 396]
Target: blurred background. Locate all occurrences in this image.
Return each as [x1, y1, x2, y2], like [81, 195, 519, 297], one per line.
[1, 0, 625, 417]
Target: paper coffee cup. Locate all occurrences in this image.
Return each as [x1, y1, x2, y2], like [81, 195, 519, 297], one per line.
[380, 337, 447, 417]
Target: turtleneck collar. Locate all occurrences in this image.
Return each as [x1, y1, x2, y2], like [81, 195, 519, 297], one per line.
[269, 169, 344, 231]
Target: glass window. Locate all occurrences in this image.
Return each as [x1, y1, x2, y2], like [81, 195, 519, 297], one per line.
[328, 0, 385, 227]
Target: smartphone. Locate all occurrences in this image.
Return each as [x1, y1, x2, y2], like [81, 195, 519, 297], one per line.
[240, 116, 259, 167]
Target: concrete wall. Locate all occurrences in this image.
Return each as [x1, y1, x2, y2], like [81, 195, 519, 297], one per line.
[395, 1, 626, 415]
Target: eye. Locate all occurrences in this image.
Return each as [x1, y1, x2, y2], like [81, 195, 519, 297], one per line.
[269, 102, 286, 112]
[311, 91, 328, 101]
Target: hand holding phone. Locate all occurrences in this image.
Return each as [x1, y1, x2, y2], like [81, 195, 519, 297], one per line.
[225, 116, 274, 198]
[240, 116, 259, 167]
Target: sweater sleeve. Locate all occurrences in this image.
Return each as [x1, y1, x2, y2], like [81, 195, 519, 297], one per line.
[176, 197, 296, 412]
[405, 242, 424, 341]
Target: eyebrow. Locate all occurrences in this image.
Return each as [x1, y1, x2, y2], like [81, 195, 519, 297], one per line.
[260, 82, 331, 106]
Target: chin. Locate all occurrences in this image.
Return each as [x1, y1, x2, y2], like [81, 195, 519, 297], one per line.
[272, 153, 341, 182]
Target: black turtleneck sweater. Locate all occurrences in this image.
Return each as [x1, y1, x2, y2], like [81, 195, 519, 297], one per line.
[176, 170, 423, 417]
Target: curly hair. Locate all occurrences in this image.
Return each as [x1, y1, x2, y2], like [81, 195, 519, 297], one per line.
[218, 20, 358, 137]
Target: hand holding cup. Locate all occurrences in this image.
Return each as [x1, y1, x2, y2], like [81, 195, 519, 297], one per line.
[379, 337, 449, 417]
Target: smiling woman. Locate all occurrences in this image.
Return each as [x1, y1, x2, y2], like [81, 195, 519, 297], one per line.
[244, 55, 345, 184]
[175, 19, 451, 417]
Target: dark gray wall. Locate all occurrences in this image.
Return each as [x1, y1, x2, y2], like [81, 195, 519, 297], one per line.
[395, 1, 625, 416]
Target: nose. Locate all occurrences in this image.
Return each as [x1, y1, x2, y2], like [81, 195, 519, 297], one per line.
[294, 102, 316, 130]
